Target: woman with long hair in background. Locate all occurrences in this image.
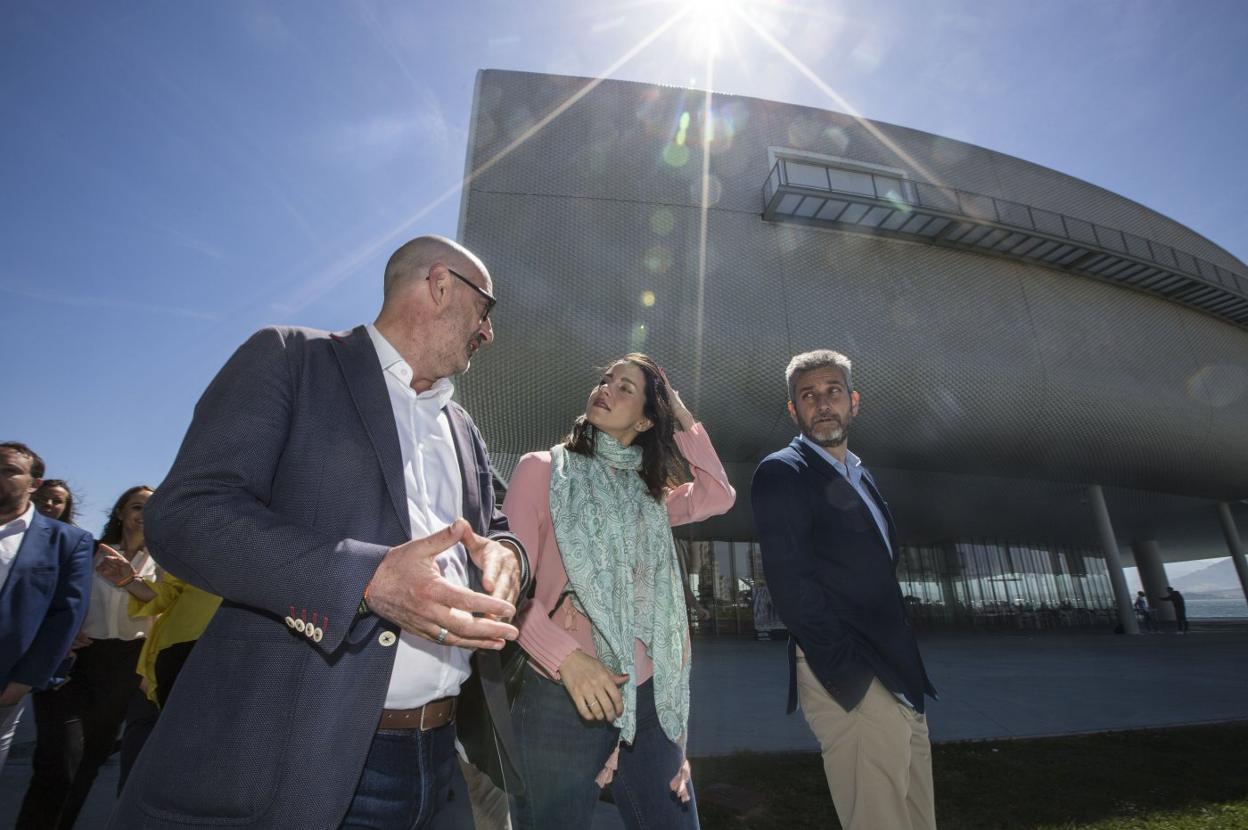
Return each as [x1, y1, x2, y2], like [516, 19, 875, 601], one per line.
[17, 485, 156, 829]
[33, 479, 78, 526]
[504, 354, 735, 829]
[96, 513, 222, 738]
[30, 479, 92, 668]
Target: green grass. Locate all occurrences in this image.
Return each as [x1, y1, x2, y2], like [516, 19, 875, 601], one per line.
[690, 723, 1248, 829]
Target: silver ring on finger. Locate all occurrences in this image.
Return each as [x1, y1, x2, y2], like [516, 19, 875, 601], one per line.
[435, 627, 449, 645]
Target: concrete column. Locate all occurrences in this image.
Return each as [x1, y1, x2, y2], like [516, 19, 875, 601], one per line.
[938, 544, 966, 625]
[1089, 484, 1139, 634]
[1216, 502, 1248, 604]
[1129, 540, 1175, 624]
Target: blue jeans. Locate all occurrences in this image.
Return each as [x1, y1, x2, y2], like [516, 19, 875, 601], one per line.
[511, 665, 699, 830]
[340, 721, 473, 830]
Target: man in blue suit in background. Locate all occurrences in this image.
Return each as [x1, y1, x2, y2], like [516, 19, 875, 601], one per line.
[751, 351, 937, 830]
[0, 441, 94, 771]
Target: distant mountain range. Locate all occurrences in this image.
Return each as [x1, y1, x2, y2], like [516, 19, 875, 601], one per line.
[1172, 558, 1245, 598]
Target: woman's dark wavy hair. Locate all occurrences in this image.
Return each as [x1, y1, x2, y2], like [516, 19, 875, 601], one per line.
[562, 353, 688, 502]
[36, 479, 78, 525]
[100, 485, 154, 546]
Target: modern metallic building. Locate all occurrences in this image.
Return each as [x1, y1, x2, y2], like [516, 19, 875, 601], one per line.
[457, 69, 1248, 632]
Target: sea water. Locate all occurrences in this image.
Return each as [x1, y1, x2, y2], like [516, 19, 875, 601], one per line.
[1187, 597, 1248, 619]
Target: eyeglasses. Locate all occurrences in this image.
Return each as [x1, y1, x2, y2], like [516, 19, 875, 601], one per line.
[446, 267, 496, 323]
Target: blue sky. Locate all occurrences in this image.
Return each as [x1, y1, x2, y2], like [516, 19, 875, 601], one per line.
[2, 0, 1246, 576]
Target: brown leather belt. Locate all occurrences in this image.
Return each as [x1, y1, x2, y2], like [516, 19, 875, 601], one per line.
[378, 697, 457, 732]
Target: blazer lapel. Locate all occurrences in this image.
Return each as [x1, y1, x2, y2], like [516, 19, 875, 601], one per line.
[794, 438, 894, 559]
[445, 405, 483, 532]
[791, 437, 840, 486]
[859, 470, 899, 564]
[0, 512, 52, 603]
[331, 326, 410, 537]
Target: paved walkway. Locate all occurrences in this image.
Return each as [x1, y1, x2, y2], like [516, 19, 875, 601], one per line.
[5, 627, 1246, 828]
[689, 627, 1248, 754]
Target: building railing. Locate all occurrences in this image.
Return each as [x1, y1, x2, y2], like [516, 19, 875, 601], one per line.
[762, 157, 1248, 328]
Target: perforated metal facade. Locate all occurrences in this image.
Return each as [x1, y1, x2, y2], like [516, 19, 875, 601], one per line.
[458, 69, 1248, 565]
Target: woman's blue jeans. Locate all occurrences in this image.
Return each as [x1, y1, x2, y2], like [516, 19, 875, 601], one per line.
[510, 665, 699, 830]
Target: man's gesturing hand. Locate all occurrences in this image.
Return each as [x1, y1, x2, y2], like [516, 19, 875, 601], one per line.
[462, 528, 522, 616]
[365, 519, 518, 650]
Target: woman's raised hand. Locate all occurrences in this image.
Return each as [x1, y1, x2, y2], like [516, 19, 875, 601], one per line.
[659, 369, 696, 431]
[95, 544, 137, 586]
[558, 649, 629, 722]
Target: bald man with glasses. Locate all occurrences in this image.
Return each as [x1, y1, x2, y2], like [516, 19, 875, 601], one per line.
[111, 236, 530, 830]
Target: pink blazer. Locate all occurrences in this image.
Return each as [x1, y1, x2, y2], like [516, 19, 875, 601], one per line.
[503, 423, 736, 683]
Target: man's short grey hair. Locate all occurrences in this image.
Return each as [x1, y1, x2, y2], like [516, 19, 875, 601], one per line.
[785, 350, 853, 402]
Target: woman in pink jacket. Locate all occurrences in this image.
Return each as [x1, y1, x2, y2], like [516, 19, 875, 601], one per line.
[504, 353, 735, 829]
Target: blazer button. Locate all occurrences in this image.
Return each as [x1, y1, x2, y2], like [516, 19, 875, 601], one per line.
[285, 616, 296, 629]
[295, 619, 306, 633]
[313, 627, 324, 643]
[379, 631, 397, 647]
[304, 625, 315, 639]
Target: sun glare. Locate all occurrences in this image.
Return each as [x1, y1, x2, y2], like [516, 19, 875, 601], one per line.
[680, 0, 744, 58]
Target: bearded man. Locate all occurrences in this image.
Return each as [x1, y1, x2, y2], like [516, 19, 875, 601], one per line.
[750, 350, 937, 830]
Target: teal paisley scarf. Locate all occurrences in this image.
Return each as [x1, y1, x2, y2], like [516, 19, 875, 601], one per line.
[549, 430, 691, 747]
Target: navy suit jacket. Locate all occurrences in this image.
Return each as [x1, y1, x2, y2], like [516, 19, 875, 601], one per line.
[751, 438, 935, 715]
[0, 510, 93, 691]
[111, 326, 530, 829]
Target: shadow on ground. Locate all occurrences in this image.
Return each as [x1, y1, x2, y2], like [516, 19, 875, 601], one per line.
[692, 723, 1248, 830]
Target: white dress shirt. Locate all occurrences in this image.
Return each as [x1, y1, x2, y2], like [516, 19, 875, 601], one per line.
[366, 324, 472, 709]
[81, 547, 157, 641]
[0, 502, 37, 592]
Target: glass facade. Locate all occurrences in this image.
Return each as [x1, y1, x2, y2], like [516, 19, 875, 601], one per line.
[679, 536, 1120, 635]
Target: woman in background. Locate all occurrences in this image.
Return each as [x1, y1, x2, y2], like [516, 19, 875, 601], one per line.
[17, 485, 156, 830]
[504, 354, 735, 829]
[31, 479, 92, 665]
[33, 479, 78, 526]
[92, 533, 222, 798]
[98, 538, 222, 708]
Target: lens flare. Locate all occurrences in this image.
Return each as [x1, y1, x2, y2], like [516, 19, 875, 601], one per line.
[631, 322, 648, 352]
[650, 208, 676, 236]
[1187, 365, 1248, 407]
[663, 143, 691, 167]
[690, 174, 722, 206]
[645, 246, 673, 274]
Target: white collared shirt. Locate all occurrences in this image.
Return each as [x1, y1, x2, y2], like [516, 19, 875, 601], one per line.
[0, 502, 37, 591]
[82, 547, 158, 641]
[366, 324, 472, 709]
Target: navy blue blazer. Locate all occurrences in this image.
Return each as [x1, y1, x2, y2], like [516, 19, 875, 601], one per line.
[111, 326, 530, 829]
[0, 510, 93, 691]
[751, 438, 935, 715]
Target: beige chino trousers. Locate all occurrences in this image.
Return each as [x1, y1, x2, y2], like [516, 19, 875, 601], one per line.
[458, 755, 513, 830]
[796, 650, 936, 829]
